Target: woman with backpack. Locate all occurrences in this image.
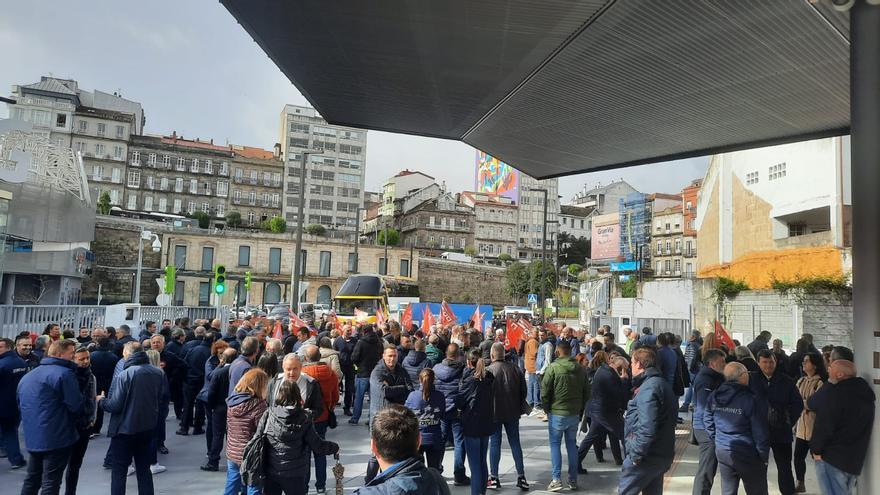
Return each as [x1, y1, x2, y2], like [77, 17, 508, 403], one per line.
[225, 368, 269, 495]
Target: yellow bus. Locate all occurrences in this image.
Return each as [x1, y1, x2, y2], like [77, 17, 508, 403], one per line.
[333, 274, 420, 324]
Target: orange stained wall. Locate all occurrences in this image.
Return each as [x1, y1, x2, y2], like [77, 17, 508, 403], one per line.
[697, 246, 845, 289]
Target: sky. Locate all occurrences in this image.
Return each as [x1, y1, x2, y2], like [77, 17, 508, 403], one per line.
[1, 0, 708, 201]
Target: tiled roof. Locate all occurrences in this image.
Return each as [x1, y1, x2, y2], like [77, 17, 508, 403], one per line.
[160, 135, 229, 152]
[230, 145, 275, 160]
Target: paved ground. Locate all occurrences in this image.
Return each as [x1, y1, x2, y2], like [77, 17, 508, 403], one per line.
[0, 405, 818, 494]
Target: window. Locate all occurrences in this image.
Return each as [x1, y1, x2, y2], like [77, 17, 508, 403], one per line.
[216, 203, 224, 217]
[311, 170, 335, 181]
[174, 245, 187, 269]
[177, 157, 186, 171]
[116, 125, 124, 138]
[127, 170, 140, 188]
[656, 261, 662, 273]
[92, 165, 103, 180]
[56, 113, 66, 127]
[131, 151, 140, 165]
[234, 168, 243, 180]
[160, 177, 168, 190]
[686, 240, 693, 255]
[769, 162, 786, 180]
[400, 259, 410, 277]
[163, 155, 171, 168]
[746, 171, 759, 185]
[216, 180, 228, 197]
[148, 153, 156, 166]
[272, 193, 280, 207]
[379, 257, 387, 275]
[348, 252, 357, 273]
[201, 246, 214, 271]
[190, 179, 198, 194]
[158, 197, 167, 212]
[674, 239, 681, 253]
[319, 251, 331, 276]
[686, 262, 693, 275]
[264, 283, 281, 304]
[144, 176, 154, 189]
[339, 144, 362, 155]
[250, 170, 258, 183]
[204, 160, 213, 174]
[317, 285, 332, 305]
[247, 211, 255, 224]
[339, 130, 363, 141]
[674, 259, 681, 273]
[127, 194, 137, 210]
[173, 281, 185, 305]
[187, 201, 195, 214]
[238, 246, 251, 266]
[665, 240, 671, 254]
[309, 199, 334, 210]
[248, 192, 256, 205]
[175, 177, 184, 192]
[338, 159, 362, 170]
[95, 143, 105, 156]
[204, 182, 212, 196]
[233, 190, 241, 202]
[664, 260, 671, 273]
[289, 137, 310, 148]
[79, 120, 88, 132]
[173, 199, 182, 213]
[268, 248, 282, 274]
[97, 123, 106, 137]
[339, 172, 359, 183]
[219, 161, 229, 175]
[656, 241, 662, 255]
[289, 122, 310, 133]
[198, 282, 211, 306]
[789, 223, 807, 237]
[190, 159, 199, 173]
[263, 171, 271, 185]
[113, 145, 123, 159]
[201, 202, 210, 213]
[272, 173, 281, 187]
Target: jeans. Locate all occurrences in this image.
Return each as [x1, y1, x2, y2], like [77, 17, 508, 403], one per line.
[310, 421, 328, 490]
[342, 367, 355, 409]
[692, 429, 717, 495]
[224, 460, 262, 495]
[207, 407, 227, 466]
[441, 417, 467, 478]
[793, 438, 810, 482]
[64, 429, 91, 495]
[815, 460, 858, 495]
[769, 441, 795, 495]
[682, 371, 697, 407]
[548, 414, 579, 482]
[619, 457, 670, 495]
[464, 436, 489, 495]
[0, 416, 24, 466]
[110, 431, 154, 495]
[21, 447, 71, 495]
[490, 420, 524, 477]
[350, 377, 370, 423]
[526, 373, 539, 406]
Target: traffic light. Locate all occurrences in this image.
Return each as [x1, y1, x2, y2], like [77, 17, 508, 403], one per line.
[214, 265, 227, 294]
[163, 265, 176, 294]
[245, 271, 252, 290]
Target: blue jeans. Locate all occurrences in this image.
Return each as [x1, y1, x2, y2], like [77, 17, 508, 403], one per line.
[490, 420, 524, 477]
[815, 460, 858, 495]
[441, 417, 466, 478]
[224, 460, 262, 495]
[350, 377, 370, 423]
[464, 436, 489, 495]
[682, 371, 697, 407]
[548, 414, 579, 482]
[310, 421, 328, 490]
[526, 373, 539, 406]
[0, 416, 24, 466]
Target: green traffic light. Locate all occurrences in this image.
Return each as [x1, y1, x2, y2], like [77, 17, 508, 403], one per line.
[215, 284, 226, 294]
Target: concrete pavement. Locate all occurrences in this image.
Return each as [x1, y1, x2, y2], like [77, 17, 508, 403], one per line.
[0, 406, 818, 494]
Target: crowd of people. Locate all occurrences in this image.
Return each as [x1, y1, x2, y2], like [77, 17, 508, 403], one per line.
[0, 316, 875, 495]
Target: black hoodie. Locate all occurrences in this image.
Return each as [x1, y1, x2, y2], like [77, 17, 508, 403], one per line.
[809, 376, 876, 475]
[352, 331, 382, 378]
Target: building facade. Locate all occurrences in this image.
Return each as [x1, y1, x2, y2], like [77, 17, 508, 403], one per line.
[398, 192, 474, 254]
[74, 106, 134, 207]
[380, 170, 434, 217]
[559, 204, 595, 240]
[229, 144, 283, 225]
[459, 191, 517, 258]
[125, 133, 232, 220]
[517, 175, 559, 260]
[695, 136, 851, 288]
[651, 206, 685, 278]
[569, 179, 639, 215]
[681, 178, 702, 277]
[279, 104, 367, 238]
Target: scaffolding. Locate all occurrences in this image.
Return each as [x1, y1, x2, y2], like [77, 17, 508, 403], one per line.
[619, 192, 652, 262]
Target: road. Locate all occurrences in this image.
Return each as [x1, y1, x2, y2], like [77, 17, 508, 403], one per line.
[0, 405, 817, 494]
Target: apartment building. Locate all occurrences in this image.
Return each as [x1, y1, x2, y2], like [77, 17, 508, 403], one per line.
[459, 191, 517, 258]
[73, 106, 134, 207]
[229, 144, 283, 225]
[652, 205, 685, 278]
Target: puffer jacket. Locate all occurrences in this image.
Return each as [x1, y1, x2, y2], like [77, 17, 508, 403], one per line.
[623, 367, 677, 465]
[487, 360, 526, 424]
[225, 392, 267, 464]
[457, 367, 495, 437]
[17, 357, 83, 452]
[402, 351, 431, 390]
[691, 366, 724, 431]
[302, 362, 340, 423]
[705, 380, 769, 463]
[795, 374, 824, 441]
[369, 362, 413, 422]
[355, 456, 450, 495]
[425, 344, 443, 366]
[352, 332, 382, 378]
[540, 356, 589, 417]
[319, 347, 343, 382]
[0, 350, 28, 421]
[263, 405, 339, 479]
[433, 358, 465, 414]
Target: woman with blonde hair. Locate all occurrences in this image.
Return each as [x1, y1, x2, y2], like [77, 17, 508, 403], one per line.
[224, 368, 269, 495]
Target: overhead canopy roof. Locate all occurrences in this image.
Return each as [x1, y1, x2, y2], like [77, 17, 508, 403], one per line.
[221, 0, 850, 179]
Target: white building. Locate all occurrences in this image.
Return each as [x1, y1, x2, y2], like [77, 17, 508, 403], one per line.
[569, 179, 638, 215]
[559, 204, 595, 240]
[517, 174, 559, 261]
[279, 104, 368, 238]
[380, 170, 435, 217]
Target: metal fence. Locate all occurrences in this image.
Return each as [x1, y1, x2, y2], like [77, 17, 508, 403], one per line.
[0, 305, 228, 338]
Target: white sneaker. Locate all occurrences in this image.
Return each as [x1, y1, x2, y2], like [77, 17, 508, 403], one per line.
[150, 464, 166, 474]
[127, 465, 135, 476]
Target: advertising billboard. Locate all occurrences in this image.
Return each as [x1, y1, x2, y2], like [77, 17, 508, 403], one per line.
[591, 222, 620, 260]
[475, 151, 518, 202]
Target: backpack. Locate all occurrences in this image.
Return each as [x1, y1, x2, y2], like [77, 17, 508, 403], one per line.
[240, 410, 269, 487]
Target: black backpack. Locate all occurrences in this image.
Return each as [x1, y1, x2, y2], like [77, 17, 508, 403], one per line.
[240, 410, 269, 487]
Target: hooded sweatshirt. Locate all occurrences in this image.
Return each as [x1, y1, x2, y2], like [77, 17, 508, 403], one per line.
[705, 381, 769, 463]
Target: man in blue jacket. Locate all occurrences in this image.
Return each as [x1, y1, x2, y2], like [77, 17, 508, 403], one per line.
[618, 348, 677, 495]
[98, 344, 165, 495]
[691, 349, 727, 495]
[434, 343, 469, 486]
[751, 350, 802, 495]
[0, 337, 28, 469]
[178, 330, 212, 435]
[705, 362, 769, 495]
[16, 339, 83, 494]
[89, 336, 119, 437]
[655, 333, 677, 386]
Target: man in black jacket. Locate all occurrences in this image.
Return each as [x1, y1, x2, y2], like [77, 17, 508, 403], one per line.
[200, 347, 237, 471]
[334, 324, 359, 416]
[810, 360, 875, 495]
[487, 342, 529, 490]
[89, 336, 119, 437]
[349, 326, 382, 425]
[177, 332, 212, 435]
[149, 335, 184, 455]
[366, 346, 414, 483]
[434, 343, 469, 486]
[15, 334, 41, 371]
[690, 349, 727, 495]
[751, 350, 802, 495]
[113, 325, 135, 358]
[578, 360, 628, 471]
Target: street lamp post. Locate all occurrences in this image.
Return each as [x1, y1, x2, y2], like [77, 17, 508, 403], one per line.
[354, 206, 365, 273]
[291, 149, 322, 311]
[530, 187, 549, 323]
[134, 226, 160, 304]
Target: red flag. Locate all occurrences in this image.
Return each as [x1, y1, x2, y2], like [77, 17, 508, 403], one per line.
[355, 307, 369, 322]
[400, 304, 413, 330]
[288, 309, 308, 332]
[505, 318, 526, 351]
[376, 305, 386, 325]
[272, 320, 283, 340]
[440, 300, 456, 327]
[714, 320, 736, 350]
[421, 305, 436, 332]
[471, 306, 484, 334]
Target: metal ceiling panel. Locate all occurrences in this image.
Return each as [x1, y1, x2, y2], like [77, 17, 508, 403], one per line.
[222, 0, 850, 179]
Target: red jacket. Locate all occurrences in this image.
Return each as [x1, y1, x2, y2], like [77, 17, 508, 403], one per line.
[302, 362, 339, 423]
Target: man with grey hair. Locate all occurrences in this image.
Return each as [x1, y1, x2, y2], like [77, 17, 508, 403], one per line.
[33, 335, 52, 362]
[228, 336, 259, 396]
[268, 353, 324, 416]
[487, 342, 529, 490]
[113, 325, 135, 359]
[705, 362, 769, 495]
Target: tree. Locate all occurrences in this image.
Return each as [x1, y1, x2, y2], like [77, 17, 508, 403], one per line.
[96, 191, 111, 215]
[505, 261, 530, 301]
[225, 211, 242, 228]
[267, 216, 287, 233]
[620, 277, 638, 298]
[377, 228, 400, 246]
[304, 224, 326, 236]
[558, 232, 590, 264]
[498, 253, 514, 264]
[191, 211, 210, 229]
[463, 246, 477, 256]
[567, 263, 583, 277]
[527, 260, 557, 295]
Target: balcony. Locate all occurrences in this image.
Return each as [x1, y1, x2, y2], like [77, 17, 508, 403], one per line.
[249, 178, 258, 185]
[130, 158, 140, 166]
[263, 180, 272, 187]
[272, 181, 282, 188]
[233, 176, 243, 184]
[233, 197, 241, 205]
[128, 182, 140, 189]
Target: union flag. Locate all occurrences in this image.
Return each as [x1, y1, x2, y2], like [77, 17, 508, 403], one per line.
[440, 300, 457, 327]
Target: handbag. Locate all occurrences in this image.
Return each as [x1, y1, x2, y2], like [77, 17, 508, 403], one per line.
[240, 410, 269, 487]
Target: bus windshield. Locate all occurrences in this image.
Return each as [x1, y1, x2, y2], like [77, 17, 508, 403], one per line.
[334, 298, 379, 315]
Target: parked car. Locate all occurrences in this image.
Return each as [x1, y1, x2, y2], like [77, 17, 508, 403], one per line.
[313, 303, 330, 319]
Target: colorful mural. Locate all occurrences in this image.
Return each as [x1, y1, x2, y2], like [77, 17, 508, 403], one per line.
[475, 151, 519, 202]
